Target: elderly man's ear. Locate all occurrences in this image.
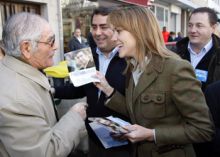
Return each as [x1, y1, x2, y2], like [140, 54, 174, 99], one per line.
[20, 41, 32, 59]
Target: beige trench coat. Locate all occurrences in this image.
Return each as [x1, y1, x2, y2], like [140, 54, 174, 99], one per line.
[0, 55, 85, 157]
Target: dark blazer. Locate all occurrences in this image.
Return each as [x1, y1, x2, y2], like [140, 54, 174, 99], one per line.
[54, 48, 130, 156]
[68, 36, 87, 51]
[176, 34, 220, 92]
[55, 49, 127, 118]
[204, 81, 220, 157]
[106, 54, 214, 157]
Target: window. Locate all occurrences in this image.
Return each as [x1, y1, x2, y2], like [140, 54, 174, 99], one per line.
[151, 4, 169, 29]
[0, 1, 40, 26]
[0, 1, 40, 40]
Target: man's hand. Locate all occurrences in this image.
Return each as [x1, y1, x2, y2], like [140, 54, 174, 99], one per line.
[71, 102, 88, 120]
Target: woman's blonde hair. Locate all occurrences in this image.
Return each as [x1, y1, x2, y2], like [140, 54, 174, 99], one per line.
[108, 6, 178, 70]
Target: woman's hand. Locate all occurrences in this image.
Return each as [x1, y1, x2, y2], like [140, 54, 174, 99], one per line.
[122, 124, 154, 143]
[93, 71, 114, 97]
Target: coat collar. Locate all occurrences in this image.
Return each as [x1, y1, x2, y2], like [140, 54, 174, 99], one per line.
[176, 34, 220, 60]
[2, 55, 51, 91]
[131, 54, 165, 103]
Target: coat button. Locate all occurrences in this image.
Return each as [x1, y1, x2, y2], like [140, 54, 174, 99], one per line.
[156, 96, 162, 101]
[144, 95, 149, 100]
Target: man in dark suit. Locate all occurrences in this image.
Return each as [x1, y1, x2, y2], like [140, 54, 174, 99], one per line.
[68, 28, 87, 51]
[176, 7, 220, 92]
[54, 7, 130, 157]
[176, 7, 220, 157]
[204, 81, 220, 157]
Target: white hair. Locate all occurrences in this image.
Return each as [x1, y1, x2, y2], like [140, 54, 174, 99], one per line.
[2, 12, 49, 57]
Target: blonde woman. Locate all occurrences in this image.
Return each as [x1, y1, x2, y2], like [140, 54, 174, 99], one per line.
[94, 6, 214, 157]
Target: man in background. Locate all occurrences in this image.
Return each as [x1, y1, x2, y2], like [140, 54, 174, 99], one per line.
[176, 7, 220, 157]
[176, 7, 220, 92]
[0, 12, 87, 157]
[68, 28, 88, 51]
[168, 31, 176, 42]
[204, 81, 220, 157]
[175, 32, 184, 41]
[162, 26, 170, 42]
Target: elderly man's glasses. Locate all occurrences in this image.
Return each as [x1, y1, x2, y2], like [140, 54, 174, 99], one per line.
[36, 35, 55, 47]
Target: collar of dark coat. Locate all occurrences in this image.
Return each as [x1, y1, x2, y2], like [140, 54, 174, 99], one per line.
[176, 34, 220, 59]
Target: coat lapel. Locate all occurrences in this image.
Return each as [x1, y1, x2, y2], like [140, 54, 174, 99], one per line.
[126, 71, 134, 112]
[132, 55, 164, 104]
[132, 67, 157, 104]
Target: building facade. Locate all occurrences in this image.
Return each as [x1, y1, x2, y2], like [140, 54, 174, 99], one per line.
[151, 0, 220, 36]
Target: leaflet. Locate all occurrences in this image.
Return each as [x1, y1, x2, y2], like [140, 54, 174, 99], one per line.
[64, 47, 100, 87]
[88, 116, 131, 149]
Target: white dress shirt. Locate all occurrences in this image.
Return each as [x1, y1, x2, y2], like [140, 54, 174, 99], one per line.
[188, 39, 213, 68]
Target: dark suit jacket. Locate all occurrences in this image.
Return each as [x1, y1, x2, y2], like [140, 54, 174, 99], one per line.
[204, 81, 220, 157]
[106, 54, 214, 157]
[54, 48, 130, 156]
[176, 34, 220, 92]
[68, 36, 87, 51]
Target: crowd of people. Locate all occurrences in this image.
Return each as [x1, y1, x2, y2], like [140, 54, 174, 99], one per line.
[0, 5, 220, 157]
[162, 26, 184, 42]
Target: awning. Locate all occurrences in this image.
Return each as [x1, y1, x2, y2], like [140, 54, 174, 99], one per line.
[117, 0, 149, 6]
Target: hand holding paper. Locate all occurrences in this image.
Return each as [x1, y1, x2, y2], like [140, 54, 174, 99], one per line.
[88, 117, 130, 135]
[64, 47, 100, 87]
[88, 116, 131, 149]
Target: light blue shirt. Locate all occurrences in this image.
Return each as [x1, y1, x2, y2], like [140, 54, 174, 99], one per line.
[188, 39, 213, 68]
[96, 47, 118, 75]
[96, 47, 118, 97]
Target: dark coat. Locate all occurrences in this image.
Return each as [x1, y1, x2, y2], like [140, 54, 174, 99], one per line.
[54, 48, 130, 156]
[68, 36, 87, 51]
[106, 54, 214, 157]
[204, 81, 220, 157]
[176, 34, 220, 92]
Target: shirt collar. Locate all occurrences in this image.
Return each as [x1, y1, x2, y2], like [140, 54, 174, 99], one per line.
[130, 56, 149, 72]
[188, 38, 213, 55]
[95, 47, 118, 58]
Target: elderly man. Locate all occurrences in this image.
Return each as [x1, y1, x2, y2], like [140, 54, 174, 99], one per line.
[0, 12, 87, 157]
[176, 7, 220, 157]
